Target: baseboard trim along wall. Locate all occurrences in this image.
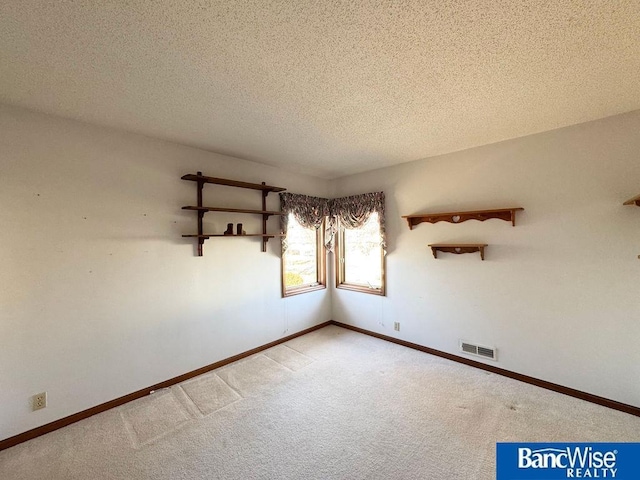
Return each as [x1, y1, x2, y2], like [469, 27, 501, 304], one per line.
[2, 319, 638, 452]
[0, 321, 332, 452]
[330, 321, 640, 418]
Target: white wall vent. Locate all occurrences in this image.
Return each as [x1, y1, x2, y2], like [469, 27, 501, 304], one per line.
[459, 340, 497, 361]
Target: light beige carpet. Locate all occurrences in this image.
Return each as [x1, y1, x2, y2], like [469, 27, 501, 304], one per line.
[1, 325, 639, 479]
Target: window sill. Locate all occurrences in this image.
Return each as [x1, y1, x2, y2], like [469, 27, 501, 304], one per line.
[336, 283, 385, 296]
[283, 284, 326, 298]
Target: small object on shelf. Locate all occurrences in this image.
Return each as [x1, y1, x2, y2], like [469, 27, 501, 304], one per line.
[236, 223, 243, 235]
[402, 207, 524, 229]
[428, 243, 488, 261]
[623, 194, 640, 206]
[224, 223, 234, 235]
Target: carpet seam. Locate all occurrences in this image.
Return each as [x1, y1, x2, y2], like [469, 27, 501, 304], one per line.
[0, 321, 332, 451]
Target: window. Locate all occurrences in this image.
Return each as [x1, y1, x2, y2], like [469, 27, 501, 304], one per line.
[281, 213, 326, 297]
[336, 212, 385, 295]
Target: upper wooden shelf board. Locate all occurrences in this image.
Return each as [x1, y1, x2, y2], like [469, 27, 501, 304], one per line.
[181, 173, 286, 193]
[182, 206, 282, 216]
[623, 194, 640, 206]
[428, 243, 488, 260]
[182, 234, 284, 239]
[402, 207, 524, 229]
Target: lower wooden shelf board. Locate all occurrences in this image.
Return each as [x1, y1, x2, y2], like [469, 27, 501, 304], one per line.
[182, 234, 284, 238]
[428, 243, 488, 260]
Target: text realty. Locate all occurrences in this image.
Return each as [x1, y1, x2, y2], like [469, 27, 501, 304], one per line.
[518, 446, 617, 478]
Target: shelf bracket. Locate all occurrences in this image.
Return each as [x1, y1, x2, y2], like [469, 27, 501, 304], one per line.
[261, 183, 268, 252]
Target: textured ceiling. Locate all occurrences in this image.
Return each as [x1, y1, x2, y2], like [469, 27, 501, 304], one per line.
[1, 1, 639, 178]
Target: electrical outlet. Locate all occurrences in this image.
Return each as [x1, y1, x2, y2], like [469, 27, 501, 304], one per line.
[33, 392, 47, 411]
[394, 322, 400, 331]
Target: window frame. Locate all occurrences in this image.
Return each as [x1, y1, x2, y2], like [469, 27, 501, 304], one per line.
[335, 217, 386, 296]
[281, 217, 327, 297]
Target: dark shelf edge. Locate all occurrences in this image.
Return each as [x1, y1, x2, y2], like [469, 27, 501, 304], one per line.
[182, 234, 284, 238]
[623, 194, 640, 206]
[428, 243, 489, 247]
[402, 207, 524, 219]
[181, 174, 286, 192]
[182, 206, 282, 215]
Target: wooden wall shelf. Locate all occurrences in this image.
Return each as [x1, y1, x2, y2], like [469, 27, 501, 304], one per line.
[623, 194, 640, 206]
[428, 243, 488, 260]
[402, 207, 523, 229]
[181, 172, 286, 256]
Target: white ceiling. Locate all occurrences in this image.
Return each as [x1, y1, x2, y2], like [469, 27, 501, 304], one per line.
[1, 1, 639, 179]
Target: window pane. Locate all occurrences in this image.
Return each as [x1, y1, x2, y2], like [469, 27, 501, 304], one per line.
[284, 214, 318, 289]
[343, 212, 382, 288]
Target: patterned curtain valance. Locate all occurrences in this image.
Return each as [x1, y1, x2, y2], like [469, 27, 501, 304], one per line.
[279, 193, 330, 253]
[280, 191, 386, 255]
[327, 192, 386, 254]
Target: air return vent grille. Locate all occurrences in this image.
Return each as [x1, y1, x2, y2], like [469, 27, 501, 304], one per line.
[459, 341, 497, 361]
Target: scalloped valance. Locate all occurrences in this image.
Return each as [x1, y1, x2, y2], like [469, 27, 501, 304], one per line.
[280, 191, 386, 254]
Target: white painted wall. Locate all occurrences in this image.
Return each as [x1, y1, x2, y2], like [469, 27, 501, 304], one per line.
[2, 104, 639, 442]
[332, 111, 640, 407]
[0, 105, 332, 440]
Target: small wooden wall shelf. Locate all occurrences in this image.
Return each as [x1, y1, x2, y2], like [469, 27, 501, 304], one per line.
[428, 243, 488, 260]
[181, 172, 286, 256]
[403, 207, 523, 229]
[623, 194, 640, 206]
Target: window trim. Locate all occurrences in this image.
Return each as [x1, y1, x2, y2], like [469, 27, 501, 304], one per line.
[281, 218, 326, 298]
[335, 218, 386, 296]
